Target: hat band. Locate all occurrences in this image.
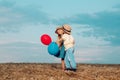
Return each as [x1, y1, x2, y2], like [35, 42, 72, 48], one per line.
[62, 26, 71, 32]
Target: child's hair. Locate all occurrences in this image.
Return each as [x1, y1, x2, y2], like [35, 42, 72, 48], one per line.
[55, 27, 63, 34]
[58, 34, 61, 38]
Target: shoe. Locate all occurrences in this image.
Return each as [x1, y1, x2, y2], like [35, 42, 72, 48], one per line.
[65, 68, 77, 72]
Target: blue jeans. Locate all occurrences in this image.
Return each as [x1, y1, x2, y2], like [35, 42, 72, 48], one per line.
[65, 47, 76, 69]
[54, 45, 65, 59]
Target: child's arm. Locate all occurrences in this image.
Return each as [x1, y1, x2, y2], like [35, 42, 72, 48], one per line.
[73, 40, 75, 44]
[56, 37, 63, 47]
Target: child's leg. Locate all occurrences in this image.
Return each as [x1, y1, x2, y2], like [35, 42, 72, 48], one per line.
[65, 52, 71, 69]
[60, 45, 65, 58]
[61, 58, 65, 71]
[69, 49, 76, 69]
[66, 48, 76, 69]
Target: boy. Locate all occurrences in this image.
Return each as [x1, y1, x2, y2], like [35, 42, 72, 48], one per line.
[62, 24, 77, 72]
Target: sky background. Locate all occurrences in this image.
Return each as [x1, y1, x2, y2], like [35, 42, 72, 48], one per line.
[0, 0, 120, 64]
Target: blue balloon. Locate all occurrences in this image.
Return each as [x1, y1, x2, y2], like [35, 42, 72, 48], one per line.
[48, 42, 60, 55]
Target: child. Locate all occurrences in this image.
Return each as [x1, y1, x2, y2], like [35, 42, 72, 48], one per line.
[62, 24, 77, 72]
[55, 27, 66, 71]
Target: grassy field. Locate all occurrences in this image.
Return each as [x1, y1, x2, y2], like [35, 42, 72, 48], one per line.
[0, 63, 120, 80]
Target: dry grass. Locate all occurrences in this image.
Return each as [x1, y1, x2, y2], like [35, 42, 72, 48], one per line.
[0, 63, 120, 80]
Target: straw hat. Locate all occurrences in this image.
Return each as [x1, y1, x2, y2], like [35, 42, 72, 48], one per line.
[55, 26, 63, 34]
[62, 24, 72, 34]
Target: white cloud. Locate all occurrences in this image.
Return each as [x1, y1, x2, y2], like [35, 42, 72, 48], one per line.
[0, 6, 11, 13]
[0, 54, 19, 63]
[75, 58, 102, 63]
[74, 46, 120, 63]
[72, 24, 111, 48]
[76, 36, 111, 47]
[0, 17, 11, 23]
[0, 6, 24, 25]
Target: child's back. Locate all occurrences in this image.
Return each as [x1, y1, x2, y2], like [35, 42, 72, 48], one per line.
[62, 34, 75, 50]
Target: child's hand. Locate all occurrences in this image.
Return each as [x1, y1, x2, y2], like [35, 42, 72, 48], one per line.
[73, 40, 75, 44]
[56, 38, 63, 47]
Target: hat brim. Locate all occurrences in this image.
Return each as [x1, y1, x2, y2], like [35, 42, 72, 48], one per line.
[62, 26, 71, 32]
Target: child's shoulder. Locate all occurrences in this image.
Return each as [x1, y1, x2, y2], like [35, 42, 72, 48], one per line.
[63, 34, 71, 36]
[62, 34, 69, 37]
[62, 34, 74, 39]
[63, 34, 67, 36]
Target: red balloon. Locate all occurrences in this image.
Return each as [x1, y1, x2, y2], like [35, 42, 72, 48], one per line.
[40, 34, 52, 45]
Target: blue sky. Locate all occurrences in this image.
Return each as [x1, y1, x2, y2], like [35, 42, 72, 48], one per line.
[0, 0, 120, 64]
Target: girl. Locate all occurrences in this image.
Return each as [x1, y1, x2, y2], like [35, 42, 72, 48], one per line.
[55, 27, 66, 71]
